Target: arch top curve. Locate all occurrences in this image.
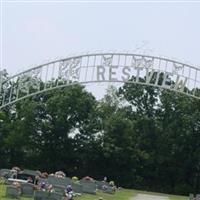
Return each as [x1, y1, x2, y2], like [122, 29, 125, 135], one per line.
[1, 52, 200, 109]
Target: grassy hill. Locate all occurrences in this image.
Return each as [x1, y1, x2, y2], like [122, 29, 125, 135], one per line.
[0, 183, 188, 200]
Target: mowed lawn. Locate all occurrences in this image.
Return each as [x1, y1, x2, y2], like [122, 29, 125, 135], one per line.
[0, 183, 188, 200]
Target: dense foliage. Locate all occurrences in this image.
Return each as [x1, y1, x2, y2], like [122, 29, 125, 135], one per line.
[0, 73, 200, 196]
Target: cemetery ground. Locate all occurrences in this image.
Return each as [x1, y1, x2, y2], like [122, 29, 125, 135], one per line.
[0, 183, 188, 200]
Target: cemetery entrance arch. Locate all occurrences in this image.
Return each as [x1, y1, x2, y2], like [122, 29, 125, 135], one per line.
[0, 53, 200, 109]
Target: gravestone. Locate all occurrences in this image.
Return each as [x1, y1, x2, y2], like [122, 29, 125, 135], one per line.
[72, 182, 83, 193]
[196, 194, 200, 200]
[79, 180, 97, 194]
[6, 185, 20, 198]
[21, 183, 34, 197]
[49, 192, 63, 200]
[34, 190, 49, 200]
[0, 169, 11, 179]
[48, 176, 72, 187]
[95, 180, 109, 190]
[103, 185, 115, 194]
[53, 185, 65, 195]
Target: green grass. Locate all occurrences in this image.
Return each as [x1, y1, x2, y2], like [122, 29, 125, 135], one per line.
[76, 189, 136, 200]
[0, 183, 188, 200]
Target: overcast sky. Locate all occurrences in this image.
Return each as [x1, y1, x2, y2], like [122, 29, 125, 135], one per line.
[1, 1, 200, 76]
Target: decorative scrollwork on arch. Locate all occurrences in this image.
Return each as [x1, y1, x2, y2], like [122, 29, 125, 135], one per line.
[102, 55, 113, 66]
[132, 56, 154, 69]
[173, 63, 184, 75]
[59, 58, 81, 81]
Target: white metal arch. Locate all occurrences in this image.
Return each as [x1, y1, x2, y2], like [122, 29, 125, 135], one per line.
[0, 53, 200, 109]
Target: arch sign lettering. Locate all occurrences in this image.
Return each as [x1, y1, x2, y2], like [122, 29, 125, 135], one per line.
[0, 53, 200, 109]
